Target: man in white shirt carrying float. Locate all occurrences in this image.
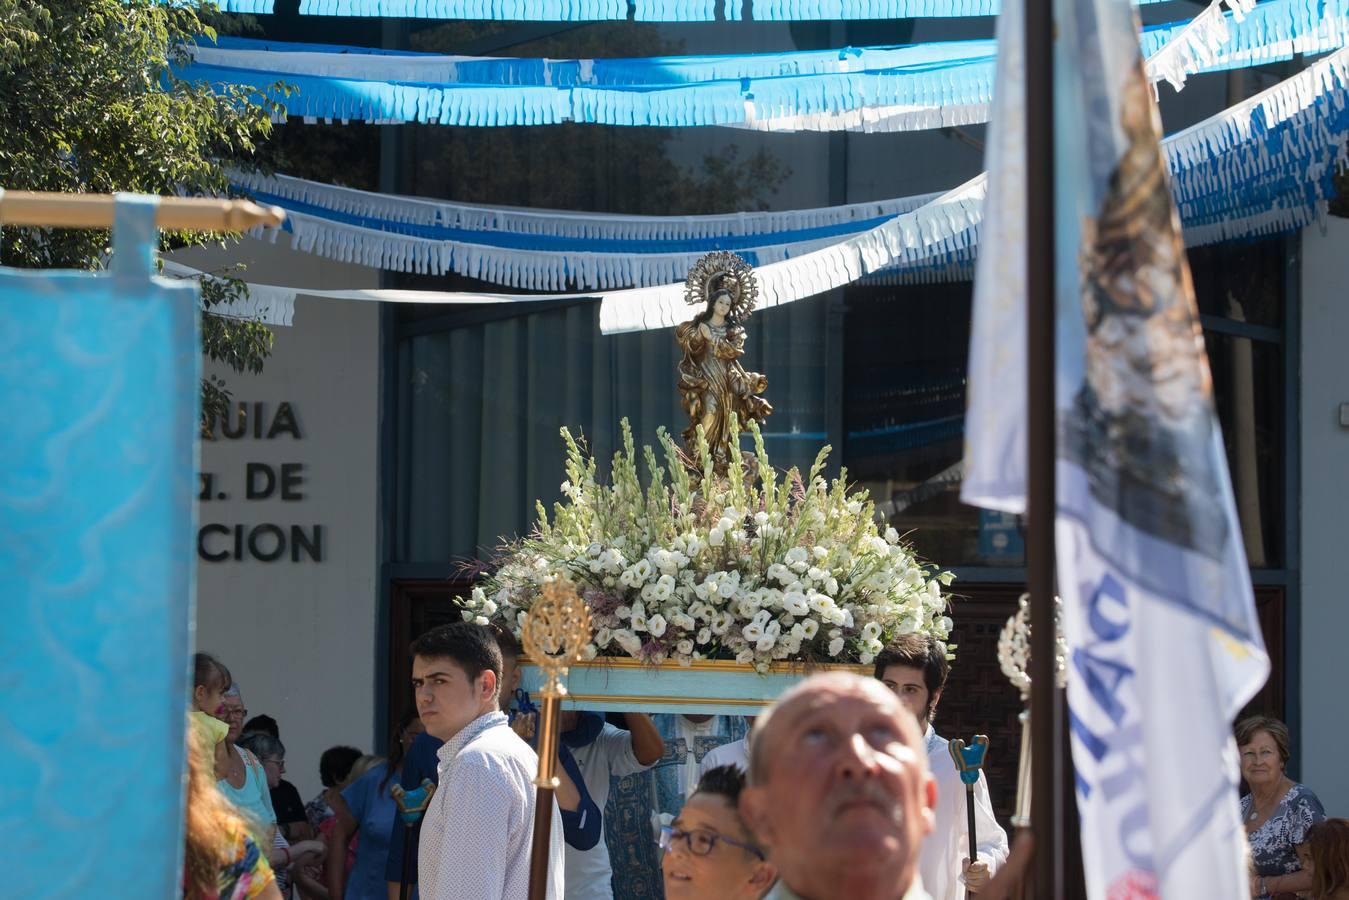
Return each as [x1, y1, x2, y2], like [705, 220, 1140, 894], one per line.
[560, 710, 663, 899]
[412, 622, 564, 900]
[875, 635, 1009, 900]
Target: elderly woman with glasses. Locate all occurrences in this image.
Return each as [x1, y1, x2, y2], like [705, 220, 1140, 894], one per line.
[1237, 716, 1326, 900]
[661, 765, 777, 900]
[238, 733, 326, 899]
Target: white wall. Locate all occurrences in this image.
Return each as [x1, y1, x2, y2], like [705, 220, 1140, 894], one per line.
[1299, 219, 1349, 815]
[172, 240, 382, 800]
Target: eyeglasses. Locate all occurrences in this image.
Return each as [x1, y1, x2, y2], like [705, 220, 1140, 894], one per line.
[262, 757, 286, 772]
[658, 825, 764, 860]
[223, 708, 248, 720]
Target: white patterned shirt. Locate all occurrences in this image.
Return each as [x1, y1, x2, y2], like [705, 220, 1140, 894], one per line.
[418, 710, 564, 900]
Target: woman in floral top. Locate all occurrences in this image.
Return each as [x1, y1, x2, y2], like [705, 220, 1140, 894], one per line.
[1237, 716, 1326, 899]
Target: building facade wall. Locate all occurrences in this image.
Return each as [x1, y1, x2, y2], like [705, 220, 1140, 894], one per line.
[1299, 218, 1349, 814]
[173, 241, 382, 799]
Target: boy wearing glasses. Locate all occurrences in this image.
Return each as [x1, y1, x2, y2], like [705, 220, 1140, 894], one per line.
[661, 765, 776, 900]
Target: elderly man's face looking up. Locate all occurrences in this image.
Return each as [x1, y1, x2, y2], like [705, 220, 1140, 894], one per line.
[740, 675, 936, 900]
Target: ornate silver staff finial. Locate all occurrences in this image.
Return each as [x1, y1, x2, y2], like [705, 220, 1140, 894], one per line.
[998, 592, 1067, 829]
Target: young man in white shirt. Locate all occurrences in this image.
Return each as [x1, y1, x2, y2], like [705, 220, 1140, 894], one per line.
[874, 635, 1009, 900]
[411, 622, 564, 900]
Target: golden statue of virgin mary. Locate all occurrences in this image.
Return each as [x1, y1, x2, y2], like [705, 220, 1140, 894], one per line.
[675, 251, 773, 469]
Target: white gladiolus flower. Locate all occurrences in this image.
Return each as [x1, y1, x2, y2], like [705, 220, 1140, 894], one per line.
[756, 636, 776, 653]
[614, 629, 643, 656]
[640, 583, 657, 602]
[790, 623, 807, 640]
[648, 614, 668, 637]
[767, 563, 793, 585]
[633, 559, 652, 580]
[481, 599, 498, 616]
[708, 528, 726, 547]
[860, 651, 875, 666]
[474, 615, 489, 626]
[861, 621, 882, 642]
[828, 637, 845, 657]
[736, 649, 755, 664]
[631, 612, 649, 632]
[807, 566, 826, 583]
[471, 587, 487, 605]
[870, 536, 890, 555]
[676, 639, 694, 656]
[866, 638, 884, 655]
[671, 613, 696, 631]
[801, 618, 820, 639]
[813, 546, 828, 560]
[885, 527, 900, 544]
[697, 627, 712, 644]
[717, 578, 738, 600]
[754, 511, 769, 526]
[784, 546, 809, 569]
[742, 622, 765, 642]
[718, 516, 736, 533]
[711, 612, 733, 635]
[653, 574, 676, 601]
[596, 627, 613, 646]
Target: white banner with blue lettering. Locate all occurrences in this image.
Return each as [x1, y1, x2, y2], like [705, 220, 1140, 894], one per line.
[0, 194, 200, 897]
[964, 0, 1271, 896]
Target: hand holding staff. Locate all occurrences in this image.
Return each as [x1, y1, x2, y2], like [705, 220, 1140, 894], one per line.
[521, 580, 592, 900]
[950, 735, 991, 896]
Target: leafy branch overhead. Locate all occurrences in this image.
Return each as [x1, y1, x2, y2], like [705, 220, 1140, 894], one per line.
[0, 0, 286, 433]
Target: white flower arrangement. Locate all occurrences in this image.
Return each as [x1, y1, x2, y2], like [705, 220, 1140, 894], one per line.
[461, 418, 955, 673]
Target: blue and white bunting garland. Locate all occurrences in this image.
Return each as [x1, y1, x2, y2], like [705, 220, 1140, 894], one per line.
[219, 47, 1349, 324]
[230, 170, 942, 240]
[171, 0, 1177, 21]
[179, 0, 1345, 130]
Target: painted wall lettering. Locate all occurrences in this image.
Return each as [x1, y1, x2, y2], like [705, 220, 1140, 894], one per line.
[197, 400, 323, 563]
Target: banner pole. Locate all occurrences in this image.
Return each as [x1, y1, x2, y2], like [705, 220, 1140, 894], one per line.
[1024, 0, 1062, 895]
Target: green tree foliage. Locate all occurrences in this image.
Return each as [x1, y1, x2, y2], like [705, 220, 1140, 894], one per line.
[0, 0, 280, 435]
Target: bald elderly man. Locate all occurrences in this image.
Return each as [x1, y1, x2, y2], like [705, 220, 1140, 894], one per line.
[740, 673, 937, 900]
